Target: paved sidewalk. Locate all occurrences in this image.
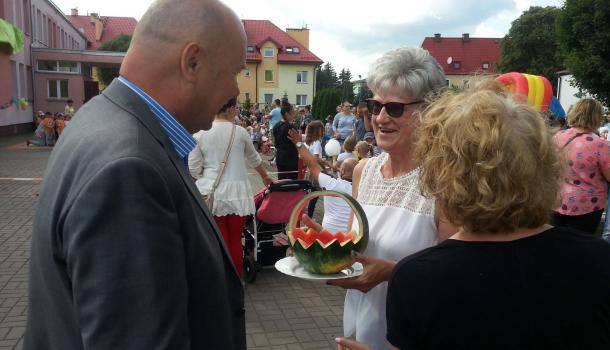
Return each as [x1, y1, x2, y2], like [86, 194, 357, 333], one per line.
[0, 134, 344, 350]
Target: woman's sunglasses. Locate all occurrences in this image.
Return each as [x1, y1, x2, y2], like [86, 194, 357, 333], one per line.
[366, 98, 423, 118]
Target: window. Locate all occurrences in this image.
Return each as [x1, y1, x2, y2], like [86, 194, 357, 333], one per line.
[285, 46, 300, 54]
[37, 60, 79, 73]
[263, 47, 274, 57]
[482, 62, 490, 69]
[296, 95, 307, 106]
[247, 46, 255, 52]
[453, 62, 461, 69]
[445, 79, 450, 86]
[244, 69, 250, 77]
[264, 70, 273, 82]
[297, 71, 308, 83]
[48, 80, 69, 99]
[264, 94, 273, 105]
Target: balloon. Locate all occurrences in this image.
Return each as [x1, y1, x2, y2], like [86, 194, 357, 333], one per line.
[495, 72, 555, 112]
[325, 139, 341, 157]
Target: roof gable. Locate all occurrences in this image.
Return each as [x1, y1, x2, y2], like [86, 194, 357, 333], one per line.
[242, 19, 323, 65]
[68, 15, 137, 50]
[421, 36, 502, 75]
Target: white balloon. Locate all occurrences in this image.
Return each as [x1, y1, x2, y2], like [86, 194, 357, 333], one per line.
[325, 139, 341, 157]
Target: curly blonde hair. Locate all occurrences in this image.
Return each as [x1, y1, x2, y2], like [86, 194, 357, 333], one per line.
[567, 98, 604, 133]
[415, 81, 564, 234]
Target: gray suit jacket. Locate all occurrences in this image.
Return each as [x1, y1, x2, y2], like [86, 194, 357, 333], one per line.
[24, 80, 246, 349]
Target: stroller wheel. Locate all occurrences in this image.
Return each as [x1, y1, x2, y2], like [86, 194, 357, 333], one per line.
[244, 255, 257, 284]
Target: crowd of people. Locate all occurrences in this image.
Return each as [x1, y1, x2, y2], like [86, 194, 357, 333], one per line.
[24, 0, 610, 349]
[26, 100, 76, 147]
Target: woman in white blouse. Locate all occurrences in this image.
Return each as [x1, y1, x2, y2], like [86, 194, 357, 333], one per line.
[330, 48, 457, 350]
[188, 98, 273, 278]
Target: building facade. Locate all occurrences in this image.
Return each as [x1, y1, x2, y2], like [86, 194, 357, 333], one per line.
[239, 20, 323, 107]
[1, 1, 136, 136]
[421, 33, 502, 89]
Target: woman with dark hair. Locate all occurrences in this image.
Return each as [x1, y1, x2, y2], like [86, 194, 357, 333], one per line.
[273, 100, 300, 180]
[552, 98, 610, 234]
[188, 97, 273, 278]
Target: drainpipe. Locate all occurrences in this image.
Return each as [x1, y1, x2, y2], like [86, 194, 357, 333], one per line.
[28, 4, 36, 127]
[255, 62, 259, 104]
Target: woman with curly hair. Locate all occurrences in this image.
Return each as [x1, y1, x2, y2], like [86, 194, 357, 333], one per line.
[337, 83, 610, 350]
[552, 98, 610, 234]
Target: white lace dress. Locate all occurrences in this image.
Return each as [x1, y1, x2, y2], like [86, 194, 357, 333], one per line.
[343, 153, 438, 349]
[188, 121, 262, 217]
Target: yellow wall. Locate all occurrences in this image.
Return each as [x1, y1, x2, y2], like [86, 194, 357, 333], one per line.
[237, 62, 257, 103]
[279, 64, 316, 105]
[235, 41, 318, 106]
[258, 41, 279, 91]
[286, 28, 309, 49]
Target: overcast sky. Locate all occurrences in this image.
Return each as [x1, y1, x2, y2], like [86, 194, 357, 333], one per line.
[52, 0, 563, 78]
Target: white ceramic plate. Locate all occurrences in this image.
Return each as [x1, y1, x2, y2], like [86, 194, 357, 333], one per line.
[275, 256, 363, 282]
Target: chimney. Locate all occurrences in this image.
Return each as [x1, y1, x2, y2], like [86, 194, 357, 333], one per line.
[71, 8, 78, 16]
[433, 33, 441, 42]
[286, 27, 309, 49]
[462, 33, 470, 42]
[90, 13, 104, 41]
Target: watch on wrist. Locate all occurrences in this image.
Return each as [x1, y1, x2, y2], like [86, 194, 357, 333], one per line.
[295, 141, 303, 148]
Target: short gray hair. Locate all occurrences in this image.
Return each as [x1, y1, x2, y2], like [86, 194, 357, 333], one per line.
[367, 47, 446, 101]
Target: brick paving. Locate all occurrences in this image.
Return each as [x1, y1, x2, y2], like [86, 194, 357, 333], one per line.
[0, 134, 344, 349]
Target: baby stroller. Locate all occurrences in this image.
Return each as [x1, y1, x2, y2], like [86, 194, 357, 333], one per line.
[243, 179, 314, 283]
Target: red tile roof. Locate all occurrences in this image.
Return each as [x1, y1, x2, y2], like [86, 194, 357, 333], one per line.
[242, 20, 323, 65]
[68, 15, 137, 50]
[421, 36, 502, 75]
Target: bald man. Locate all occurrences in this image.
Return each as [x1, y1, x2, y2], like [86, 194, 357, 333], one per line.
[25, 1, 247, 349]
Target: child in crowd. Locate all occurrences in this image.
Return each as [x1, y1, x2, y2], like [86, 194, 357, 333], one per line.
[42, 112, 56, 146]
[355, 141, 373, 160]
[55, 114, 66, 138]
[27, 114, 46, 147]
[363, 131, 382, 156]
[335, 135, 357, 169]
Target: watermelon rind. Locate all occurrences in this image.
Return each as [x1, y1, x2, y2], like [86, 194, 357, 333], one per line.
[287, 191, 369, 274]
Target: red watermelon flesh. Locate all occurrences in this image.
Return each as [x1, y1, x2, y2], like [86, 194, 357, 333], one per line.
[290, 227, 361, 248]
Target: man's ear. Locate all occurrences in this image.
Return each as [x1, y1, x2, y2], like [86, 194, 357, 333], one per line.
[180, 42, 204, 83]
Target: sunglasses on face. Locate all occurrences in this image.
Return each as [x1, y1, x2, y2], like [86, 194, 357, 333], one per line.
[366, 98, 423, 118]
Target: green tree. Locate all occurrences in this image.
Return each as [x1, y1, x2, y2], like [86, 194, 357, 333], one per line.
[241, 97, 251, 118]
[355, 82, 373, 103]
[97, 34, 132, 87]
[337, 69, 354, 103]
[316, 62, 339, 91]
[498, 6, 564, 87]
[312, 88, 341, 121]
[557, 0, 610, 106]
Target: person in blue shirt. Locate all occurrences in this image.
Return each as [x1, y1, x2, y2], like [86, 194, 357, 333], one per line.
[267, 99, 282, 130]
[353, 101, 372, 141]
[333, 101, 357, 144]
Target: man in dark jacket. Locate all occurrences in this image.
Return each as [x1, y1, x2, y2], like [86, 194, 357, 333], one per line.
[24, 0, 247, 348]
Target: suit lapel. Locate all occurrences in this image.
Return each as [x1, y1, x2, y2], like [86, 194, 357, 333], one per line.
[102, 79, 240, 278]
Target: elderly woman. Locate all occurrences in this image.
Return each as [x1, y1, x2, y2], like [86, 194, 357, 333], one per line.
[328, 47, 456, 349]
[552, 98, 610, 234]
[337, 82, 610, 350]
